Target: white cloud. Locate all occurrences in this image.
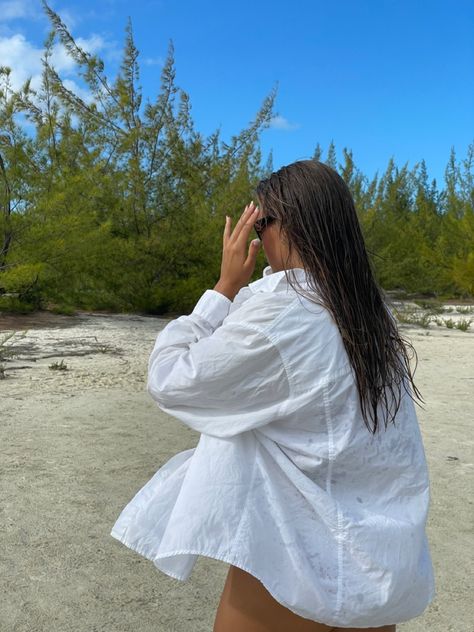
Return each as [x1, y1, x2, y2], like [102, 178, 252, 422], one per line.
[0, 0, 32, 21]
[0, 33, 42, 90]
[54, 7, 77, 30]
[268, 115, 301, 131]
[0, 1, 81, 26]
[0, 31, 107, 98]
[143, 56, 164, 67]
[62, 78, 96, 104]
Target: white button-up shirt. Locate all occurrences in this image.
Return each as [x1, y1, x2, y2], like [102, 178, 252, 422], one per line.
[110, 265, 435, 628]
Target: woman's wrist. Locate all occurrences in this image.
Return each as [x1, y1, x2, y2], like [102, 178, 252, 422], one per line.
[213, 281, 238, 301]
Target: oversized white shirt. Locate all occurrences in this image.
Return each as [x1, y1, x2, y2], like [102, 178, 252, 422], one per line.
[110, 265, 435, 628]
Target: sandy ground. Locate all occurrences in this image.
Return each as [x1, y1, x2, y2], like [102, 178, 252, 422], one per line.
[0, 300, 473, 632]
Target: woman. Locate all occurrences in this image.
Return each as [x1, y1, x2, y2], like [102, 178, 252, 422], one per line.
[110, 160, 435, 630]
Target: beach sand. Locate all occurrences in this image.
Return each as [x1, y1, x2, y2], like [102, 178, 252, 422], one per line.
[1, 302, 473, 631]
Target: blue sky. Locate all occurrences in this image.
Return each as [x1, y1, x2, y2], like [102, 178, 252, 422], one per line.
[1, 0, 473, 189]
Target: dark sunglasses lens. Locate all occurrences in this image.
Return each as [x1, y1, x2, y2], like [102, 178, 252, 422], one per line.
[254, 216, 274, 238]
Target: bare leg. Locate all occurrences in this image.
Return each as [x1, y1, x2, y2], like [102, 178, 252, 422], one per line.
[214, 564, 333, 631]
[213, 565, 396, 632]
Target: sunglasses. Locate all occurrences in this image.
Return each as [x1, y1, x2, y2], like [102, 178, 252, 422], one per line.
[254, 215, 277, 239]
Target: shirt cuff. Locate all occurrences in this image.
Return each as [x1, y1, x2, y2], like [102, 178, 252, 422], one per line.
[192, 289, 232, 329]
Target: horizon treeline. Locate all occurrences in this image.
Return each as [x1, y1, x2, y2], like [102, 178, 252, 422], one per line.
[0, 2, 473, 316]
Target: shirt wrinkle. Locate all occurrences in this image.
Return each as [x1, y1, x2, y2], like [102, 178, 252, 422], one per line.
[110, 264, 436, 628]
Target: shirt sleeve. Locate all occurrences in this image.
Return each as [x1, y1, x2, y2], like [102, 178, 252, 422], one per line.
[146, 288, 291, 439]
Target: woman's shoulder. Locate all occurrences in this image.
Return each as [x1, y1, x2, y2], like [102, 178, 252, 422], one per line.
[224, 287, 330, 338]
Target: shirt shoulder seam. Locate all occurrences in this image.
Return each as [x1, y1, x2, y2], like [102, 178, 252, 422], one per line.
[227, 320, 294, 398]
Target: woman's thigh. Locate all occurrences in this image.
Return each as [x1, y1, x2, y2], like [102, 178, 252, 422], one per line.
[213, 564, 396, 632]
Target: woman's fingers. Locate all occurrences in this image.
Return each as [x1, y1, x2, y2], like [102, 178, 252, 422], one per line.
[224, 202, 259, 251]
[231, 202, 258, 244]
[223, 215, 231, 243]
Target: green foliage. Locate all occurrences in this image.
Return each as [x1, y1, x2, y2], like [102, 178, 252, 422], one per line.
[407, 312, 433, 328]
[413, 299, 445, 314]
[455, 305, 473, 314]
[49, 304, 76, 315]
[455, 318, 472, 331]
[0, 294, 37, 313]
[0, 2, 472, 316]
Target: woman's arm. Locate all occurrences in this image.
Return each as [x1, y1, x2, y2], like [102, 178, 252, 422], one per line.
[146, 289, 291, 439]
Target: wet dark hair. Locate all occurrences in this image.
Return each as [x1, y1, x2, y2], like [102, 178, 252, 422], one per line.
[254, 159, 425, 434]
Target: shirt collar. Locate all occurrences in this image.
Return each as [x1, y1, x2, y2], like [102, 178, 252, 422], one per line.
[248, 265, 314, 294]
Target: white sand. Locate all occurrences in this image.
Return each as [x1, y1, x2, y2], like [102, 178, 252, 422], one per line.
[1, 304, 473, 631]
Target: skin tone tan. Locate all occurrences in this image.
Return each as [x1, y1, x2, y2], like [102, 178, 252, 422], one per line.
[213, 565, 397, 632]
[214, 201, 304, 301]
[252, 203, 305, 273]
[212, 202, 396, 631]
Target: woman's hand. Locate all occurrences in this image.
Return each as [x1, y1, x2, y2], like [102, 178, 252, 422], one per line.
[213, 201, 261, 301]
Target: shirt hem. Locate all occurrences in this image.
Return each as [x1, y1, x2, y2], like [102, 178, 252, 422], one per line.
[110, 528, 410, 628]
[110, 527, 337, 624]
